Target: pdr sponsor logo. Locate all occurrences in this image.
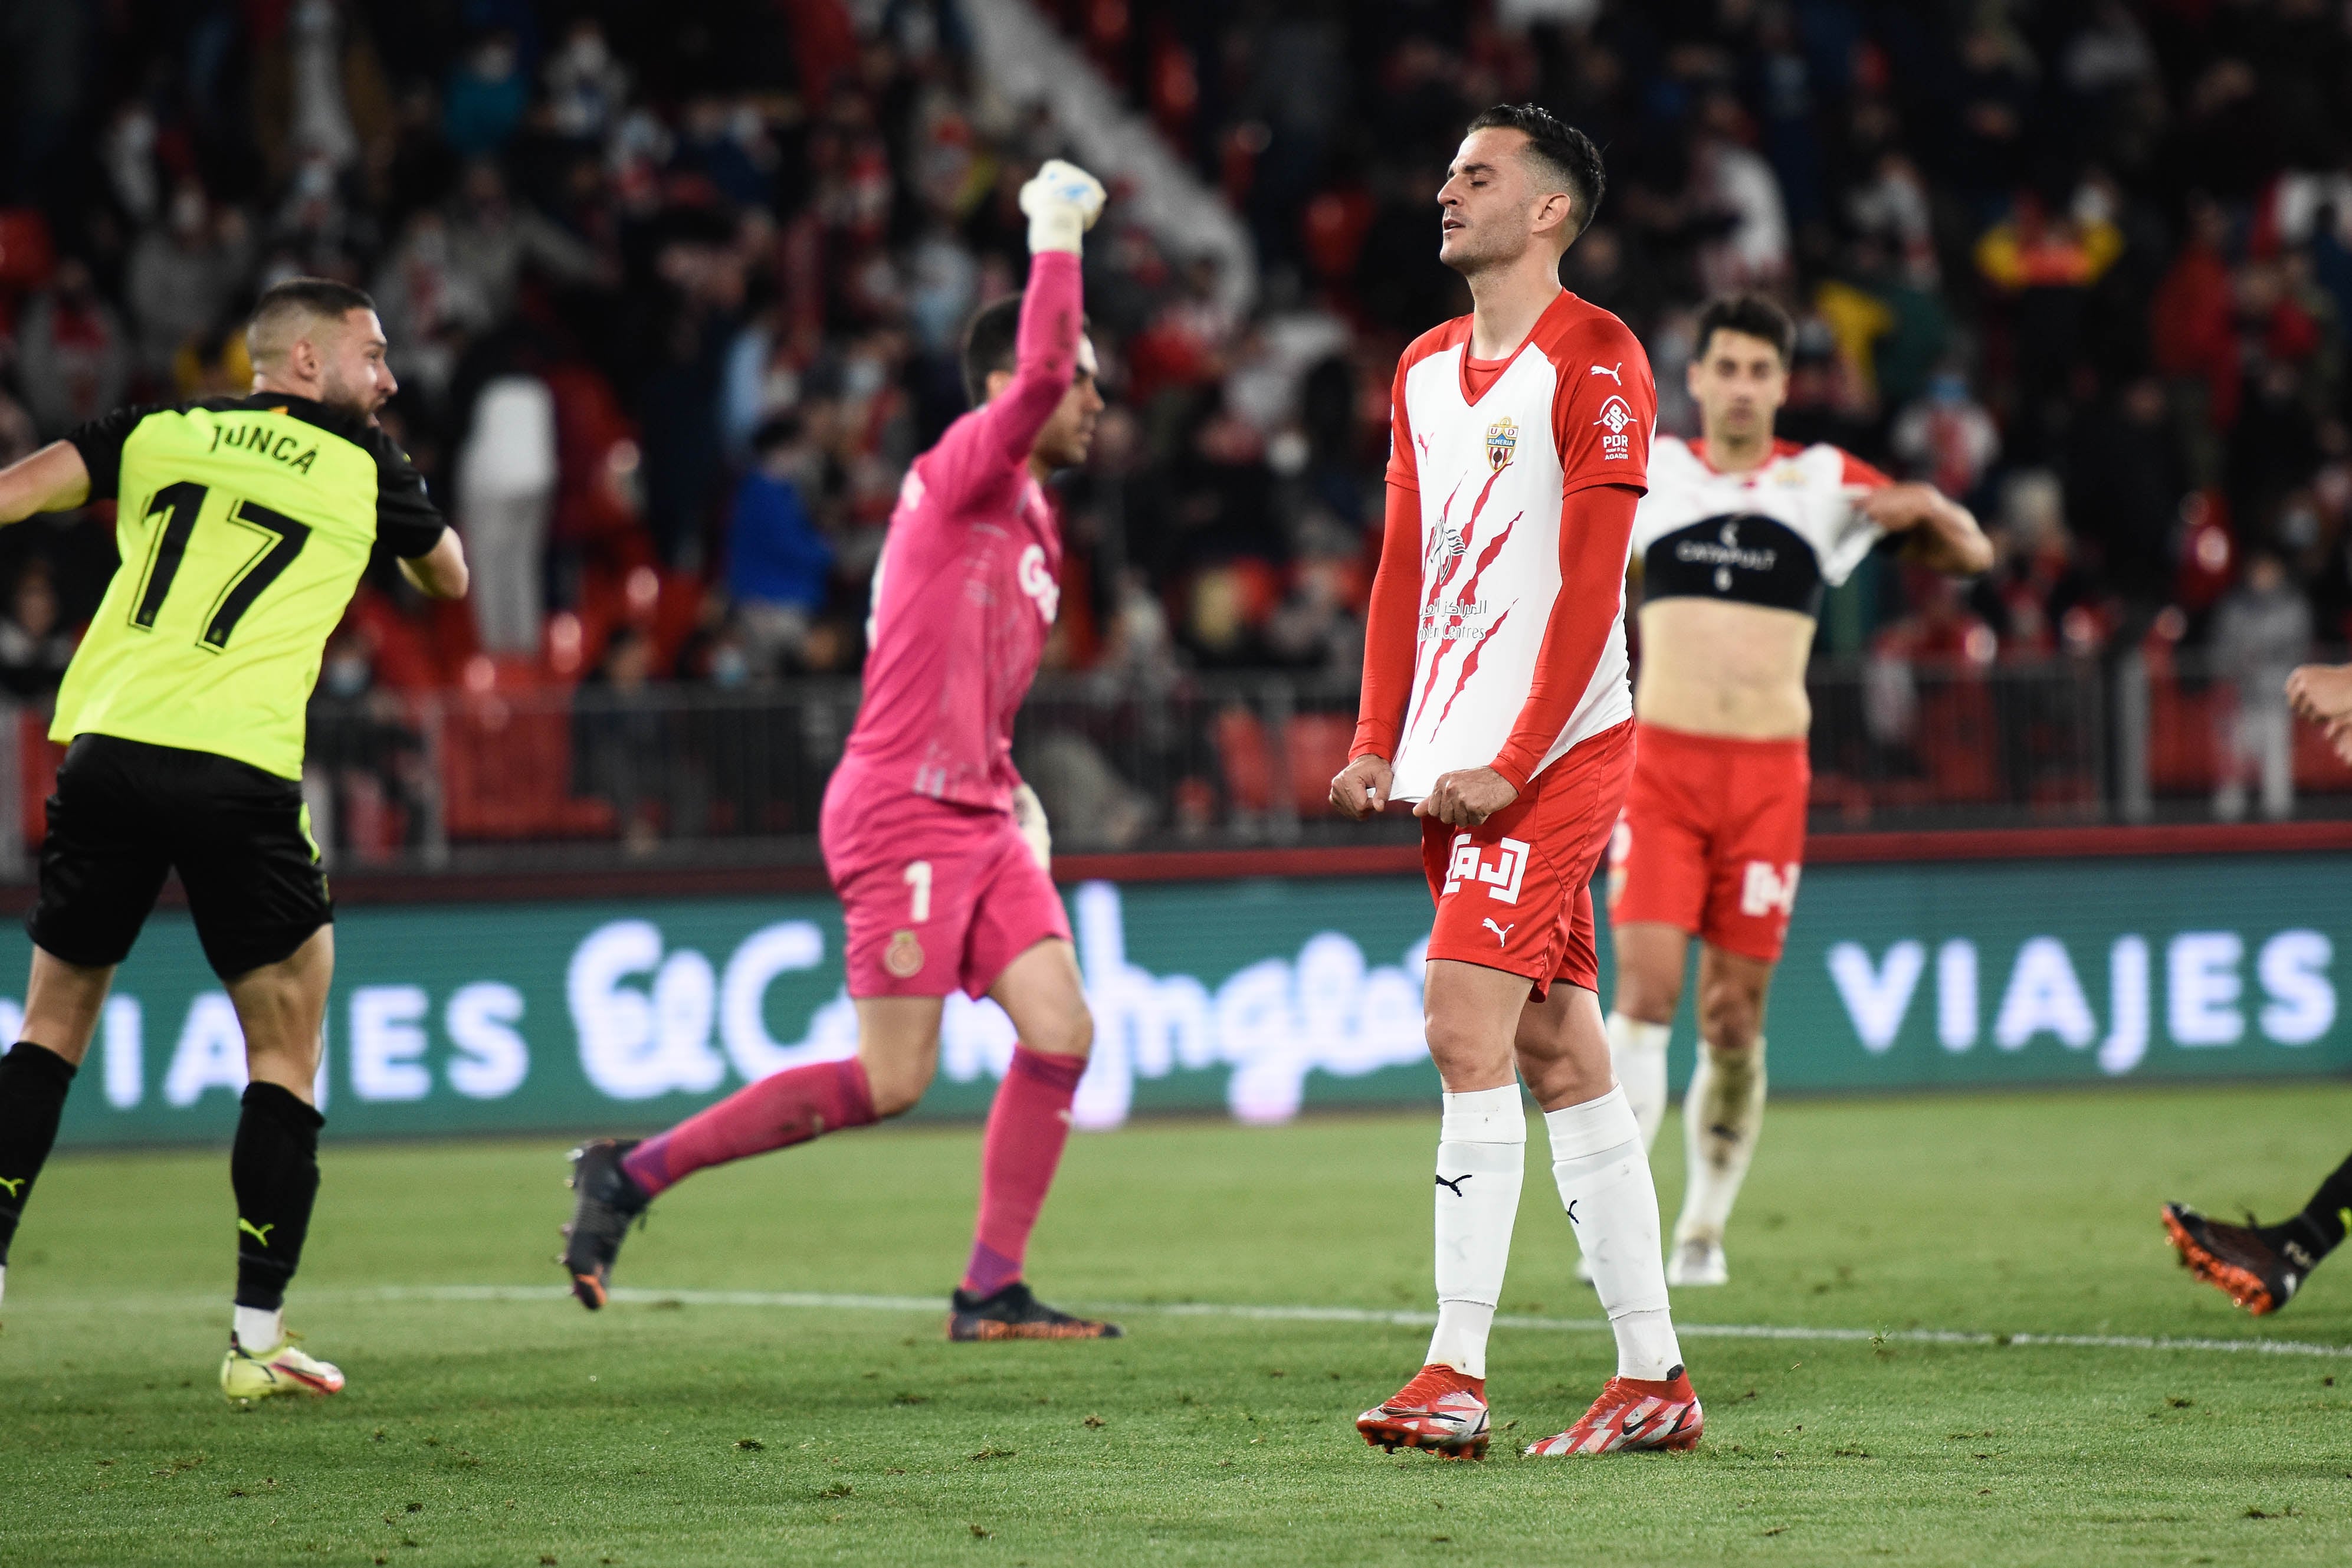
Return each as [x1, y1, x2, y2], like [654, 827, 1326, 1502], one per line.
[1593, 395, 1635, 461]
[1825, 929, 2334, 1074]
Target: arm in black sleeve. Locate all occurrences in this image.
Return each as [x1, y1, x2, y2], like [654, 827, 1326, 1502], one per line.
[368, 426, 447, 556]
[64, 404, 168, 501]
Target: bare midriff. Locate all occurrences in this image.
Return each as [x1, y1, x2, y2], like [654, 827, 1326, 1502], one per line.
[1633, 595, 1817, 740]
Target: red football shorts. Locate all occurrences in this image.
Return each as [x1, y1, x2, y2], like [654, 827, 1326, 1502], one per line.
[1419, 720, 1635, 1001]
[821, 765, 1071, 1000]
[1606, 721, 1809, 963]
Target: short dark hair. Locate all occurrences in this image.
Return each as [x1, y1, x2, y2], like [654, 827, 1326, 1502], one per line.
[959, 296, 1092, 406]
[1694, 293, 1796, 365]
[1465, 104, 1606, 242]
[751, 411, 805, 455]
[247, 277, 378, 365]
[962, 296, 1024, 405]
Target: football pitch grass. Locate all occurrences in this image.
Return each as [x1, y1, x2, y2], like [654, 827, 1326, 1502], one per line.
[3, 1084, 2349, 1566]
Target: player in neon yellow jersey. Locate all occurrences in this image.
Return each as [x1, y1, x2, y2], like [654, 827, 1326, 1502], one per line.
[0, 277, 467, 1402]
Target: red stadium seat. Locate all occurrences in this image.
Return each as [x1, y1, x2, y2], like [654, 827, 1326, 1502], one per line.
[1213, 706, 1273, 815]
[0, 209, 55, 292]
[18, 710, 61, 854]
[2292, 712, 2352, 793]
[1915, 683, 2000, 803]
[435, 693, 616, 841]
[2146, 671, 2219, 793]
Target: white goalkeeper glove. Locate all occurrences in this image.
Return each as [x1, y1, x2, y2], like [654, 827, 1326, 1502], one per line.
[1011, 782, 1052, 871]
[1019, 159, 1107, 257]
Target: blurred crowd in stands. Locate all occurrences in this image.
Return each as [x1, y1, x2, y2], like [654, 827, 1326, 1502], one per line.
[0, 0, 2346, 844]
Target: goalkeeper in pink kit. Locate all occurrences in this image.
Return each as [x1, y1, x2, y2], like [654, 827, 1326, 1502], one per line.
[560, 161, 1120, 1340]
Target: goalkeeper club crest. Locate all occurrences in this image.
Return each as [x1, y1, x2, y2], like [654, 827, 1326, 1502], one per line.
[884, 930, 926, 979]
[1484, 414, 1519, 473]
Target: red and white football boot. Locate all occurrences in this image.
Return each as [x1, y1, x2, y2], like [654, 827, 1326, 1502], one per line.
[1523, 1368, 1702, 1456]
[1356, 1363, 1491, 1459]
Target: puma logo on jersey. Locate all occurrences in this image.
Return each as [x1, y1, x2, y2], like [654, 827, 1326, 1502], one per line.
[238, 1218, 274, 1248]
[1589, 361, 1623, 384]
[1435, 1173, 1473, 1196]
[1482, 918, 1515, 946]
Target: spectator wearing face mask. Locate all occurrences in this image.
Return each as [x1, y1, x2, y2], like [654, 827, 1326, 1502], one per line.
[126, 182, 254, 379]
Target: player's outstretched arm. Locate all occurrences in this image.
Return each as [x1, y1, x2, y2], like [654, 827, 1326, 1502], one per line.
[398, 529, 469, 599]
[1859, 483, 1993, 575]
[962, 161, 1106, 474]
[0, 441, 92, 524]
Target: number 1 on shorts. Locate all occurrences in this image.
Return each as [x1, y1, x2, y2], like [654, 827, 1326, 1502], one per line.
[904, 860, 932, 923]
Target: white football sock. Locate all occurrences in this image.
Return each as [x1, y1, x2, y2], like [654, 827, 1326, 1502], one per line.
[0, 1262, 7, 1308]
[1675, 1037, 1768, 1247]
[1546, 1085, 1682, 1380]
[234, 1304, 284, 1350]
[1606, 1012, 1671, 1152]
[1425, 1084, 1524, 1380]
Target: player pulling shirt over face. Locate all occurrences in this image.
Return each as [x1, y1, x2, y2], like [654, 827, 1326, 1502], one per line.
[1602, 294, 1990, 1291]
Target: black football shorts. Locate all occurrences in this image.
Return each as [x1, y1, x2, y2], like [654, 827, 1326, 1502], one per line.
[29, 734, 333, 980]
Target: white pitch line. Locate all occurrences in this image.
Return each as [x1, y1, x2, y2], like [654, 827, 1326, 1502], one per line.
[340, 1284, 2352, 1360]
[11, 1284, 2350, 1360]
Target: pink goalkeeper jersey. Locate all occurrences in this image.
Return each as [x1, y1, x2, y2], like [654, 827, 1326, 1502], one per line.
[836, 249, 1079, 812]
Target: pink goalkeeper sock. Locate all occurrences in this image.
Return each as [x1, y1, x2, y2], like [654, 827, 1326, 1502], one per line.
[622, 1057, 876, 1196]
[962, 1045, 1088, 1298]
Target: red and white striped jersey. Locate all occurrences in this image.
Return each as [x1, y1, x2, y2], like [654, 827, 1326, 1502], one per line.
[1356, 290, 1655, 801]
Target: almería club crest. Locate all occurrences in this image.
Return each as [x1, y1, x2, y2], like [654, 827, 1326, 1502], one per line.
[1484, 414, 1519, 473]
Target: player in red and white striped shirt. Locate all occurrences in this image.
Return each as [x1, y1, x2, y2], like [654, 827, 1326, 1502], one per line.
[1332, 105, 1698, 1460]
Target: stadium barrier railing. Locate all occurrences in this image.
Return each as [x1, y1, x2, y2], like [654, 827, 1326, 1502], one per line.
[2, 649, 2347, 881]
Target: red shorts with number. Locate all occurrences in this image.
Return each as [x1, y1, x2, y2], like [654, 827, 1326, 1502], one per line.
[821, 764, 1071, 1000]
[1606, 721, 1809, 963]
[1420, 720, 1635, 1002]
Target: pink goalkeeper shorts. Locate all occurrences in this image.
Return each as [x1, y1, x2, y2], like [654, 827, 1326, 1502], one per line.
[820, 767, 1071, 1000]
